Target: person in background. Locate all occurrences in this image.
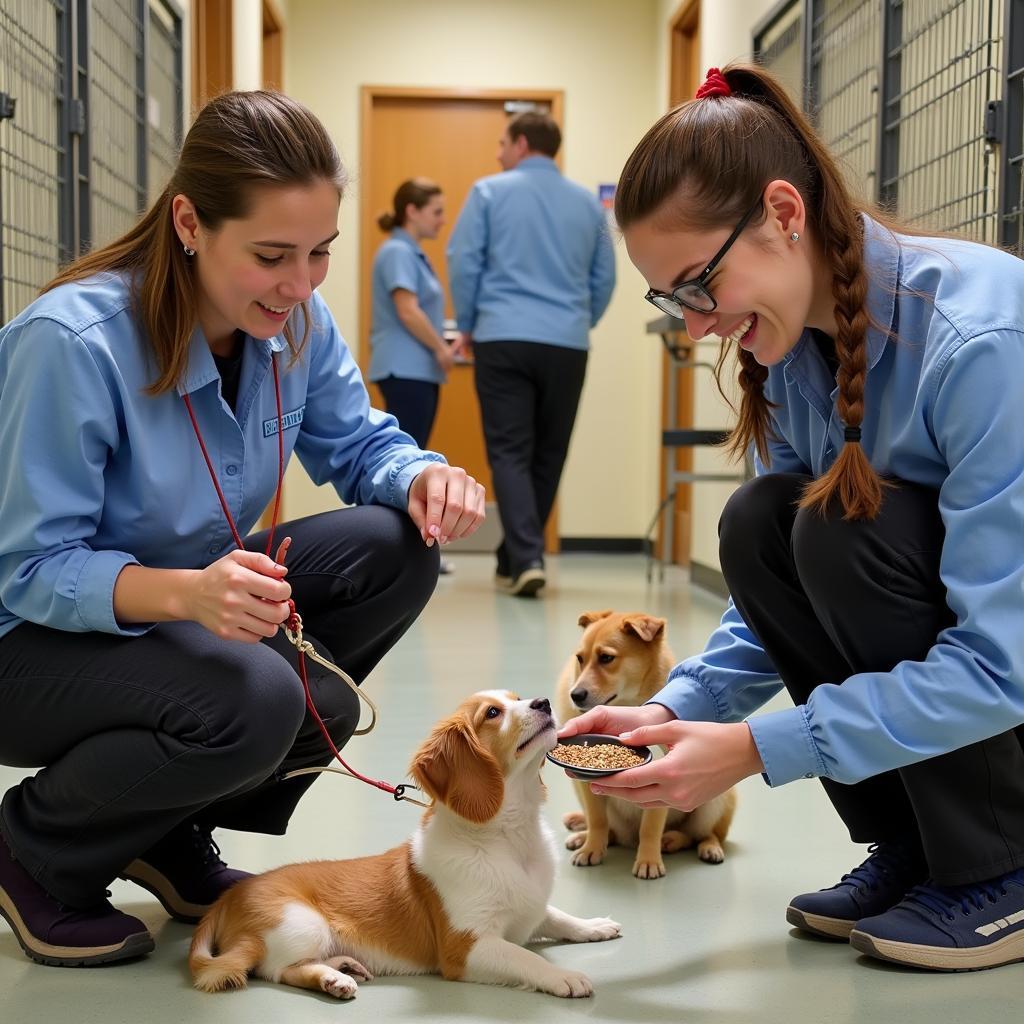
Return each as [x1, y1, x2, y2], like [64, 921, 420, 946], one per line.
[0, 91, 484, 968]
[562, 63, 1024, 973]
[447, 111, 616, 597]
[370, 179, 456, 574]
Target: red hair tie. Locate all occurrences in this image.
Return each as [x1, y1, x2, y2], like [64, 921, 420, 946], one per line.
[695, 67, 732, 100]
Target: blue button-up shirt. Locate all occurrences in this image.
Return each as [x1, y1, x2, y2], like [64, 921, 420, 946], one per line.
[653, 216, 1024, 787]
[368, 227, 446, 385]
[0, 272, 443, 640]
[447, 156, 616, 349]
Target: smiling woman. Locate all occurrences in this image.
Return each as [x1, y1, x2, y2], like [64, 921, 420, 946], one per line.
[0, 90, 485, 970]
[561, 61, 1024, 974]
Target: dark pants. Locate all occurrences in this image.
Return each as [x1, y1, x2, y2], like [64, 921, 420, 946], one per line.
[473, 341, 587, 575]
[719, 473, 1024, 886]
[0, 506, 438, 907]
[376, 376, 440, 449]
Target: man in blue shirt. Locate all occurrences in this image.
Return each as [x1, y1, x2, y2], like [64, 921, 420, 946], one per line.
[448, 112, 615, 596]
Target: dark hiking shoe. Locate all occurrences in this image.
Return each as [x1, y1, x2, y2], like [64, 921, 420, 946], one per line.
[120, 822, 251, 924]
[0, 835, 153, 967]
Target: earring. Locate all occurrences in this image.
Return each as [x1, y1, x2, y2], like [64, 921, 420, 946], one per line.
[790, 231, 800, 242]
[183, 244, 196, 256]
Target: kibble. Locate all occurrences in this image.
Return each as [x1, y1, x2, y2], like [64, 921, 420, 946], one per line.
[552, 742, 644, 770]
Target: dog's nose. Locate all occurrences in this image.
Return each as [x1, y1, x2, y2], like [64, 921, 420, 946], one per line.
[570, 689, 587, 707]
[530, 697, 551, 714]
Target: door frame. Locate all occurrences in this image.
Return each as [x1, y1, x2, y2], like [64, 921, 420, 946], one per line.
[660, 0, 701, 565]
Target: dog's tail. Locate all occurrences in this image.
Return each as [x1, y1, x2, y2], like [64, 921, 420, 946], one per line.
[188, 899, 262, 992]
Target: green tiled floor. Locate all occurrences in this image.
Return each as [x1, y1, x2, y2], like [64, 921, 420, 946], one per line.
[0, 554, 1015, 1023]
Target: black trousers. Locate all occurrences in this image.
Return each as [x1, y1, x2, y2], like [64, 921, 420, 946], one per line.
[473, 341, 587, 574]
[719, 473, 1024, 886]
[376, 376, 440, 450]
[0, 506, 438, 907]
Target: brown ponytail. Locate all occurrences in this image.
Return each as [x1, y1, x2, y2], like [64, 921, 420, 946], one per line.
[616, 61, 888, 519]
[379, 177, 442, 232]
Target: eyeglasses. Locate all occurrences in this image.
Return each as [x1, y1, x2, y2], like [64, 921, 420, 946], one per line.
[644, 194, 763, 319]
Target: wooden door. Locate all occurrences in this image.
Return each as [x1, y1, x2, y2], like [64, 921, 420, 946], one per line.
[361, 88, 563, 552]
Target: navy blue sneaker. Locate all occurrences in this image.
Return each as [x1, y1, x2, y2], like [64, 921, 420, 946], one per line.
[786, 842, 926, 939]
[850, 867, 1024, 971]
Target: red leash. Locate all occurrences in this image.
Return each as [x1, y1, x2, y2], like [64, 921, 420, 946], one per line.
[182, 354, 421, 805]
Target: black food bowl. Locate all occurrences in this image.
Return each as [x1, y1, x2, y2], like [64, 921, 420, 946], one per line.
[546, 733, 653, 779]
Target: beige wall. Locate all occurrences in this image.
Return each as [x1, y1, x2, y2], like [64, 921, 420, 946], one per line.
[273, 0, 665, 538]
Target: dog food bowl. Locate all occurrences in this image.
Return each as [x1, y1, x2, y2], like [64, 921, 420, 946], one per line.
[546, 734, 652, 779]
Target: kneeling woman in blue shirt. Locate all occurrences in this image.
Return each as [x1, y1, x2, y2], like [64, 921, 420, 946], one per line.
[0, 92, 484, 967]
[369, 178, 453, 449]
[562, 64, 1024, 972]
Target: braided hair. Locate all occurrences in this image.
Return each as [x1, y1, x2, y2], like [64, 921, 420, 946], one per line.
[615, 62, 887, 520]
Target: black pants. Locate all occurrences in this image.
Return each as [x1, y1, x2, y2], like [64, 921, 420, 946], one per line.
[719, 473, 1024, 886]
[376, 376, 440, 449]
[0, 506, 438, 907]
[473, 341, 587, 574]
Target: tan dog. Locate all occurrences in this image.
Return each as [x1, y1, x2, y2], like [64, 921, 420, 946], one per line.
[555, 610, 736, 879]
[189, 691, 620, 1000]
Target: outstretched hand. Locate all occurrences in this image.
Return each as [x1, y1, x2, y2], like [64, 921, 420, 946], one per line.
[407, 463, 486, 548]
[580, 720, 764, 812]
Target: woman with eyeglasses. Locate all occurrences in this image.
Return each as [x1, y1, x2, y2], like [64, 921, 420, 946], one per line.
[561, 63, 1024, 972]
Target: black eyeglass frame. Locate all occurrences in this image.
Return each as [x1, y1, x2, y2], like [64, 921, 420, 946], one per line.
[644, 194, 764, 318]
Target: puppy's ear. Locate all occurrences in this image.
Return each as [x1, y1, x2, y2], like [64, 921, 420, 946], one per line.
[578, 610, 613, 628]
[410, 716, 504, 824]
[623, 615, 666, 643]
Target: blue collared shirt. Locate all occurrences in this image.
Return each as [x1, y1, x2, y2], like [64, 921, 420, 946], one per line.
[0, 272, 443, 639]
[652, 216, 1024, 787]
[446, 155, 616, 349]
[368, 227, 446, 385]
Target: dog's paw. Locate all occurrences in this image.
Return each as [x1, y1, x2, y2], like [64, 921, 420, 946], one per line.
[562, 810, 586, 832]
[320, 968, 358, 999]
[661, 829, 692, 853]
[633, 855, 666, 879]
[573, 916, 621, 942]
[326, 955, 374, 981]
[570, 844, 607, 867]
[697, 838, 725, 864]
[541, 968, 594, 998]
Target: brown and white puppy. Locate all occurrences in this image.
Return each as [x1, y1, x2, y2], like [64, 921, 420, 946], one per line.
[189, 691, 621, 1000]
[555, 610, 736, 879]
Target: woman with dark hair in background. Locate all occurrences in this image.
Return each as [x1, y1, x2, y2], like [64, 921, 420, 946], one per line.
[0, 92, 484, 968]
[369, 178, 453, 449]
[563, 63, 1024, 973]
[370, 178, 456, 574]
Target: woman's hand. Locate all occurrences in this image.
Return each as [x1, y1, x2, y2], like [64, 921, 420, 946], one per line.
[585, 721, 764, 812]
[434, 345, 455, 375]
[183, 550, 292, 643]
[557, 701, 676, 740]
[450, 332, 473, 359]
[407, 464, 486, 547]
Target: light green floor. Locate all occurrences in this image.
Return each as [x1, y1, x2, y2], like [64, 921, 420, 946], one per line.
[0, 554, 1015, 1023]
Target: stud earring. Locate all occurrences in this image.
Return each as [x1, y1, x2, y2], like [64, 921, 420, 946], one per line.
[790, 231, 800, 242]
[183, 244, 196, 256]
